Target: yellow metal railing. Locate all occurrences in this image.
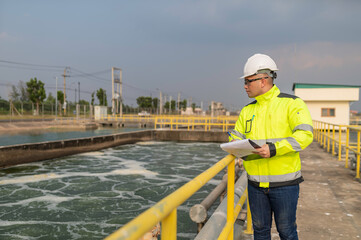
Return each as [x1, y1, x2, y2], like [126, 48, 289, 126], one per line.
[105, 154, 252, 240]
[97, 114, 238, 131]
[313, 120, 361, 178]
[154, 116, 237, 132]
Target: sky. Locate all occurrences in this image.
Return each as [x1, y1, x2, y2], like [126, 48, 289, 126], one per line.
[1, 0, 361, 112]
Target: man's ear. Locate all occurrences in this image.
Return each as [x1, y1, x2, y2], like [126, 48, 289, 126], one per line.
[261, 78, 267, 88]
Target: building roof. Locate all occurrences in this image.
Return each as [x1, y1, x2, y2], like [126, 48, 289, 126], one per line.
[292, 83, 361, 91]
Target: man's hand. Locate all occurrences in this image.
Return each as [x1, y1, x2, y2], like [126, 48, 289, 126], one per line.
[252, 144, 271, 158]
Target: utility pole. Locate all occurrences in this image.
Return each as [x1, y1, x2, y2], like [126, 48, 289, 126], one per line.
[62, 67, 70, 115]
[177, 92, 180, 112]
[112, 67, 122, 116]
[159, 90, 163, 115]
[169, 96, 172, 114]
[78, 82, 80, 103]
[55, 77, 58, 120]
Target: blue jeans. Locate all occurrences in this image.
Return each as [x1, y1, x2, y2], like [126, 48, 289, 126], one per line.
[248, 183, 299, 240]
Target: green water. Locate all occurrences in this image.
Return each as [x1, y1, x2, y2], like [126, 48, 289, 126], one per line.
[0, 128, 144, 146]
[0, 141, 227, 240]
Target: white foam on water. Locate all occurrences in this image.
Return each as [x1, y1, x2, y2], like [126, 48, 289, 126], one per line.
[0, 220, 119, 227]
[0, 173, 60, 185]
[0, 195, 79, 207]
[77, 151, 104, 156]
[0, 167, 158, 185]
[136, 141, 168, 145]
[108, 169, 157, 176]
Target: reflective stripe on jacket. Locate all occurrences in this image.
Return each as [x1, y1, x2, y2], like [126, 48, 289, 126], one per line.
[230, 85, 313, 188]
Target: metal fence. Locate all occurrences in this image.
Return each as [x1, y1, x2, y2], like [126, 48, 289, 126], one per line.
[0, 101, 93, 118]
[313, 120, 361, 179]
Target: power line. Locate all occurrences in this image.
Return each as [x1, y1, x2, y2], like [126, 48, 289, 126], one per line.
[0, 64, 65, 72]
[70, 67, 110, 82]
[0, 59, 202, 106]
[0, 59, 65, 69]
[70, 69, 110, 77]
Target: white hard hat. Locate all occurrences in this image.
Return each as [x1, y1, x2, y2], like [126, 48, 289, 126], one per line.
[241, 53, 278, 79]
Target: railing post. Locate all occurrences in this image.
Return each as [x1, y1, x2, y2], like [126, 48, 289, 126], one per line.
[319, 122, 322, 145]
[161, 209, 177, 240]
[323, 123, 327, 148]
[332, 125, 336, 156]
[226, 160, 235, 240]
[356, 130, 360, 179]
[320, 122, 323, 146]
[327, 124, 331, 152]
[317, 121, 321, 143]
[338, 126, 342, 161]
[244, 190, 253, 235]
[345, 127, 350, 168]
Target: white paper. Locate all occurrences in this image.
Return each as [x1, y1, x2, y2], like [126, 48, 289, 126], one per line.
[220, 139, 260, 158]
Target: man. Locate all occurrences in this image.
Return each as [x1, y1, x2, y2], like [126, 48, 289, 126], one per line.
[229, 53, 313, 240]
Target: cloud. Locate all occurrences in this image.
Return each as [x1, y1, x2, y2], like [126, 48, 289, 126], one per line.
[271, 42, 361, 71]
[0, 32, 9, 39]
[0, 32, 16, 41]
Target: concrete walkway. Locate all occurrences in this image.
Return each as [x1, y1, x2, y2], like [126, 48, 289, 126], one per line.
[295, 141, 361, 240]
[256, 141, 361, 240]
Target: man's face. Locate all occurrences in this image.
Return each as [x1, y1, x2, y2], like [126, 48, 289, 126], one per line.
[243, 73, 269, 98]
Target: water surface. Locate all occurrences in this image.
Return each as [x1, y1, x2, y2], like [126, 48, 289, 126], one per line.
[0, 141, 227, 240]
[0, 128, 144, 146]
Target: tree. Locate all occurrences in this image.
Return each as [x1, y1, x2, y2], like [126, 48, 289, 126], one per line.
[171, 100, 176, 110]
[57, 91, 64, 104]
[179, 99, 187, 110]
[164, 100, 176, 112]
[45, 92, 55, 105]
[78, 99, 89, 105]
[96, 88, 107, 106]
[91, 92, 95, 106]
[136, 96, 152, 108]
[191, 103, 196, 111]
[18, 81, 29, 102]
[26, 77, 46, 115]
[152, 97, 158, 109]
[9, 85, 20, 101]
[56, 91, 64, 115]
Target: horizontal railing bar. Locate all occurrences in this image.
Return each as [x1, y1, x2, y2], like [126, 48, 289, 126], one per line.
[105, 154, 236, 240]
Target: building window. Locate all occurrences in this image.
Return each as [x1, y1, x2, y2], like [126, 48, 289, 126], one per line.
[321, 108, 335, 117]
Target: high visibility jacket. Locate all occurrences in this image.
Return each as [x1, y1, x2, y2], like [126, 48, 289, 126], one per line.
[230, 85, 313, 188]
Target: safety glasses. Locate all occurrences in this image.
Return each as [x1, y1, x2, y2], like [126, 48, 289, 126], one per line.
[244, 77, 269, 85]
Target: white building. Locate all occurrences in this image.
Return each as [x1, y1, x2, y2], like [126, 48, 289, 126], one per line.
[94, 106, 108, 120]
[293, 83, 360, 125]
[210, 101, 226, 117]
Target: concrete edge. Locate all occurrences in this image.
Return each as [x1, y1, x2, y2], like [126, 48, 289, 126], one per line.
[0, 129, 228, 168]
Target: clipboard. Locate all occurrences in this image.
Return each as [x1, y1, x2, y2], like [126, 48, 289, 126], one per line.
[220, 139, 261, 158]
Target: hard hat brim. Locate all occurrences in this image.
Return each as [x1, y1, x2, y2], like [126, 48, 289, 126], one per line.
[240, 68, 278, 79]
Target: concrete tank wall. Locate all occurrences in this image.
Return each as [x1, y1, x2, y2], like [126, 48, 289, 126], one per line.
[0, 130, 228, 168]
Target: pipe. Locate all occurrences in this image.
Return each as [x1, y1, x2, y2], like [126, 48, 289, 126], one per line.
[194, 171, 247, 240]
[189, 166, 241, 224]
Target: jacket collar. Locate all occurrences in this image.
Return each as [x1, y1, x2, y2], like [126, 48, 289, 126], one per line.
[254, 85, 280, 104]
